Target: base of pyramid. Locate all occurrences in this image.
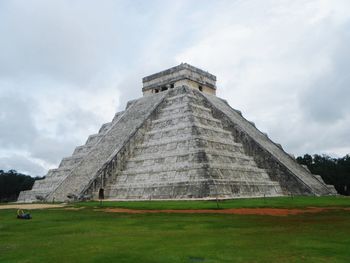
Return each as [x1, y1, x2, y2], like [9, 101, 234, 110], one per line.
[102, 195, 287, 202]
[92, 177, 285, 201]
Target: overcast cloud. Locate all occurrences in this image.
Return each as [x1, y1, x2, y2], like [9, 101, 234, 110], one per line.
[0, 0, 349, 176]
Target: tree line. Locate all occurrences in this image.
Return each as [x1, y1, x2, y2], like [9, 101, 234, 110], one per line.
[0, 170, 44, 202]
[296, 154, 350, 195]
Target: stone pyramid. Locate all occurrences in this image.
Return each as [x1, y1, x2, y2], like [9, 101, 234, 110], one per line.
[18, 64, 336, 202]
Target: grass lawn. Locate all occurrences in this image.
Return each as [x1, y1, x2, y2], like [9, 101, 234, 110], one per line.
[0, 196, 350, 263]
[74, 195, 350, 210]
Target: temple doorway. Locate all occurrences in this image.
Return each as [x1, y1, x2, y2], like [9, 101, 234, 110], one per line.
[98, 188, 104, 200]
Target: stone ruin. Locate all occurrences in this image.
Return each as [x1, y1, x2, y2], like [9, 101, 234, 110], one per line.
[18, 63, 337, 202]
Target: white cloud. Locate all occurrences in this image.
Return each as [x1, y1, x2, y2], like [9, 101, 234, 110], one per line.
[176, 0, 350, 156]
[0, 0, 349, 176]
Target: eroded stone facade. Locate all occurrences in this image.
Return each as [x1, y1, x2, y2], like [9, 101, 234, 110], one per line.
[142, 63, 216, 96]
[18, 64, 336, 202]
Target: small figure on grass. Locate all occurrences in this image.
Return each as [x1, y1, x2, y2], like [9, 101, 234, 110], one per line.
[17, 209, 32, 220]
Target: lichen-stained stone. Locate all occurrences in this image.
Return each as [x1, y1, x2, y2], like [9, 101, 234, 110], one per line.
[17, 109, 128, 203]
[18, 64, 336, 203]
[105, 87, 283, 200]
[46, 91, 168, 202]
[198, 90, 337, 196]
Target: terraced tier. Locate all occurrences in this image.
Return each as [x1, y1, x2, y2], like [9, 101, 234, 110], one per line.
[17, 111, 126, 202]
[200, 90, 337, 195]
[105, 87, 283, 199]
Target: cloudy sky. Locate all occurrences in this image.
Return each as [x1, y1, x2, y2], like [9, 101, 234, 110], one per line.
[0, 0, 349, 176]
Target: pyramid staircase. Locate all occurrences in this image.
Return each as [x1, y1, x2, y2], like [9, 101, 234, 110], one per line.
[103, 87, 283, 199]
[17, 112, 125, 202]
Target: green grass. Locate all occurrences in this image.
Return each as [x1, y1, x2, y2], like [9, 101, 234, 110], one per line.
[74, 196, 350, 210]
[1, 196, 350, 263]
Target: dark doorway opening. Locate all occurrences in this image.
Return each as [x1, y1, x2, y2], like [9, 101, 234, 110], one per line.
[98, 188, 104, 199]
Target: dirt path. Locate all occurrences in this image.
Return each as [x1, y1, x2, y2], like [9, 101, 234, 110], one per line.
[102, 207, 350, 216]
[0, 204, 66, 210]
[2, 204, 349, 216]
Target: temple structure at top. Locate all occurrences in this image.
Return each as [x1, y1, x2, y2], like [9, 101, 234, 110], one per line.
[142, 63, 217, 96]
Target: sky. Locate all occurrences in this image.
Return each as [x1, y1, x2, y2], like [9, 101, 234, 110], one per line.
[0, 0, 349, 176]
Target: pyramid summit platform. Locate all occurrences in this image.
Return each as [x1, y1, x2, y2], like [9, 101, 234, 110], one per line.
[18, 64, 337, 202]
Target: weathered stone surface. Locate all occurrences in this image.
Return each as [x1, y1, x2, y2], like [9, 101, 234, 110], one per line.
[17, 109, 127, 202]
[103, 87, 282, 199]
[46, 91, 167, 201]
[198, 90, 337, 196]
[18, 64, 336, 203]
[142, 63, 216, 96]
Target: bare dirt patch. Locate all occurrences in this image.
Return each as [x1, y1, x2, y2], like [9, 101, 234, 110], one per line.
[102, 207, 350, 216]
[0, 204, 66, 210]
[64, 207, 85, 210]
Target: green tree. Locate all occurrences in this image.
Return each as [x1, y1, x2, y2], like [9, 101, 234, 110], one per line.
[0, 170, 44, 202]
[296, 154, 350, 195]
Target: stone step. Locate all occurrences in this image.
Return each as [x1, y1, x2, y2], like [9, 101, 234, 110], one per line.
[206, 154, 256, 166]
[58, 155, 84, 169]
[151, 113, 223, 131]
[112, 111, 125, 123]
[105, 179, 282, 200]
[125, 152, 257, 170]
[46, 167, 72, 177]
[158, 103, 212, 119]
[32, 174, 70, 189]
[152, 112, 221, 125]
[165, 93, 197, 102]
[17, 190, 49, 202]
[71, 113, 125, 157]
[112, 172, 273, 188]
[144, 122, 232, 142]
[147, 122, 231, 135]
[160, 102, 211, 114]
[17, 190, 35, 202]
[113, 168, 272, 188]
[124, 171, 272, 183]
[134, 136, 245, 156]
[29, 185, 56, 193]
[98, 122, 112, 134]
[162, 99, 197, 110]
[121, 162, 267, 175]
[134, 138, 245, 156]
[165, 95, 203, 107]
[128, 148, 254, 163]
[326, 185, 338, 195]
[150, 120, 224, 137]
[138, 134, 243, 148]
[108, 178, 280, 191]
[85, 134, 103, 146]
[72, 145, 93, 156]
